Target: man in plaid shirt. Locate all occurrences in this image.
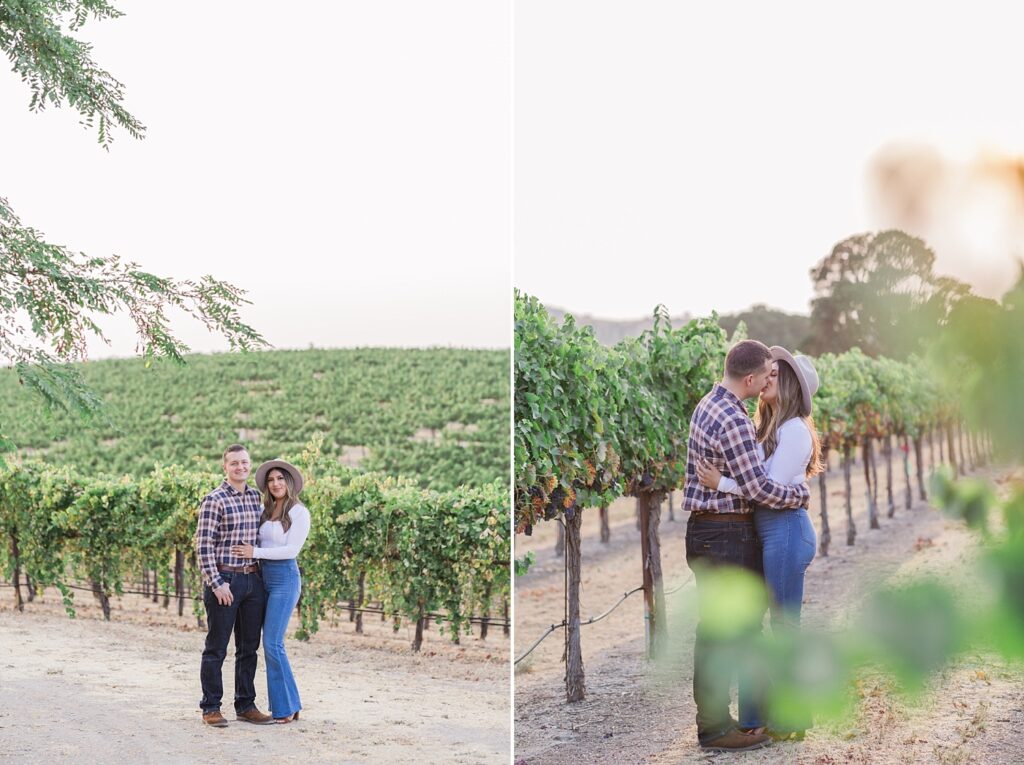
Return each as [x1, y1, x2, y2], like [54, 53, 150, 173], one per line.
[196, 444, 274, 727]
[681, 340, 810, 752]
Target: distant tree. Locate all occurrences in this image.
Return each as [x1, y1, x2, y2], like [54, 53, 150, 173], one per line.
[718, 304, 811, 352]
[1, 1, 266, 442]
[803, 230, 971, 357]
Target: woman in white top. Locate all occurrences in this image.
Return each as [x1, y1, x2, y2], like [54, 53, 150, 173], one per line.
[231, 459, 310, 723]
[696, 347, 824, 739]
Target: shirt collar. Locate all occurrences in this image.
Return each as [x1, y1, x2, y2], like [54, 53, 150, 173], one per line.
[221, 479, 256, 496]
[713, 382, 744, 409]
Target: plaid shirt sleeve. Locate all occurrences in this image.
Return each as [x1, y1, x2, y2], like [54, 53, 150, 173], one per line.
[196, 494, 225, 590]
[720, 415, 810, 509]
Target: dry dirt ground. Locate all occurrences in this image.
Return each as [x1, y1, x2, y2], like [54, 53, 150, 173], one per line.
[514, 453, 1024, 765]
[0, 588, 510, 764]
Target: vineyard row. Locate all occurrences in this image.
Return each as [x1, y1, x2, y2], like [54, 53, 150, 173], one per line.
[0, 439, 510, 652]
[514, 292, 987, 700]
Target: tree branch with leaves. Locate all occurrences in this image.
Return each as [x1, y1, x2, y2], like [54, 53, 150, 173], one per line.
[1, 0, 266, 441]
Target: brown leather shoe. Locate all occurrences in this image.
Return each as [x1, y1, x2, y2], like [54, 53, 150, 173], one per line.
[236, 707, 275, 725]
[202, 710, 229, 728]
[700, 729, 773, 752]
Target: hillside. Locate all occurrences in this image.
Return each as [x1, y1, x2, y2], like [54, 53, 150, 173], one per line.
[546, 303, 810, 349]
[0, 348, 508, 490]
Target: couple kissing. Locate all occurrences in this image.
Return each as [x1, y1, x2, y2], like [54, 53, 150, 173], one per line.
[682, 339, 823, 752]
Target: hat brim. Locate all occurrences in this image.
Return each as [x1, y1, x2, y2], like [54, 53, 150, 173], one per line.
[254, 460, 305, 495]
[770, 346, 813, 416]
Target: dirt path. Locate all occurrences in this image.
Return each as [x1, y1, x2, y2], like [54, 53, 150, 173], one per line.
[514, 455, 1024, 764]
[0, 592, 509, 764]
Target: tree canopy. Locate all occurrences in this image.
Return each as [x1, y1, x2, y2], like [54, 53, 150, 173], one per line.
[803, 230, 971, 357]
[1, 1, 265, 441]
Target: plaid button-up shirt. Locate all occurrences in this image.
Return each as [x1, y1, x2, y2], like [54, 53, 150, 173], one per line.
[195, 480, 263, 589]
[682, 383, 810, 515]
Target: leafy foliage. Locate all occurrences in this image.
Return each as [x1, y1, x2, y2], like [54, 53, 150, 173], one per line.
[515, 294, 965, 533]
[0, 0, 144, 146]
[0, 452, 510, 639]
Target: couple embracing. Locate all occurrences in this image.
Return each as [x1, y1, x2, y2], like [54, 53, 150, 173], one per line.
[682, 339, 823, 752]
[196, 444, 312, 727]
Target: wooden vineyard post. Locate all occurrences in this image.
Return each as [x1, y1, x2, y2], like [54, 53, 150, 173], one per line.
[480, 581, 493, 641]
[356, 572, 366, 634]
[637, 491, 667, 658]
[412, 602, 426, 652]
[843, 444, 856, 546]
[26, 576, 35, 603]
[902, 435, 912, 509]
[947, 425, 959, 477]
[162, 562, 170, 609]
[555, 519, 565, 558]
[92, 580, 111, 621]
[503, 597, 510, 637]
[564, 507, 585, 702]
[959, 420, 970, 472]
[818, 447, 831, 556]
[870, 438, 880, 510]
[151, 569, 159, 603]
[863, 438, 879, 530]
[884, 434, 895, 518]
[928, 426, 936, 471]
[938, 425, 945, 466]
[599, 503, 611, 544]
[174, 548, 185, 617]
[668, 491, 675, 522]
[913, 435, 927, 501]
[9, 531, 23, 612]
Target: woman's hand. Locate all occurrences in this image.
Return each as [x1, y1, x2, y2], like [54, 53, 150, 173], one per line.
[230, 543, 254, 558]
[695, 457, 723, 490]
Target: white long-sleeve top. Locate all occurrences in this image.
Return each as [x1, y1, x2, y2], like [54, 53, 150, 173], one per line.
[253, 504, 311, 560]
[718, 417, 811, 500]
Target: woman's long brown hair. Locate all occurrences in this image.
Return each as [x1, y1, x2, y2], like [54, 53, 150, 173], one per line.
[754, 360, 824, 478]
[260, 468, 299, 532]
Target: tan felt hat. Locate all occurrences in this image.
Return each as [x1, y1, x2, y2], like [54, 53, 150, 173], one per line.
[254, 460, 304, 495]
[770, 346, 819, 416]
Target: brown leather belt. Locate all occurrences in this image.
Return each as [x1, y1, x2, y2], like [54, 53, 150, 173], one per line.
[218, 564, 259, 573]
[690, 513, 754, 523]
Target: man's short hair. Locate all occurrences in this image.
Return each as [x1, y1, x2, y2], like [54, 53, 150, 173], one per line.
[223, 443, 248, 461]
[725, 340, 772, 379]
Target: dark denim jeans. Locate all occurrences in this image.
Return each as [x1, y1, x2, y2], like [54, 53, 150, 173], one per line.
[199, 570, 266, 714]
[685, 514, 765, 744]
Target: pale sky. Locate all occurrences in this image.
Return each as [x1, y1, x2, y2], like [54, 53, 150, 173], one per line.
[2, 1, 511, 357]
[514, 1, 1024, 319]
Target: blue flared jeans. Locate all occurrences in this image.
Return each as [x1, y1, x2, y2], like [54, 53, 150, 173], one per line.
[738, 506, 816, 731]
[261, 559, 302, 718]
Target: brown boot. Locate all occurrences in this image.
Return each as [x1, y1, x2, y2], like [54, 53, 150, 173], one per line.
[236, 707, 275, 725]
[700, 728, 773, 752]
[202, 710, 229, 728]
